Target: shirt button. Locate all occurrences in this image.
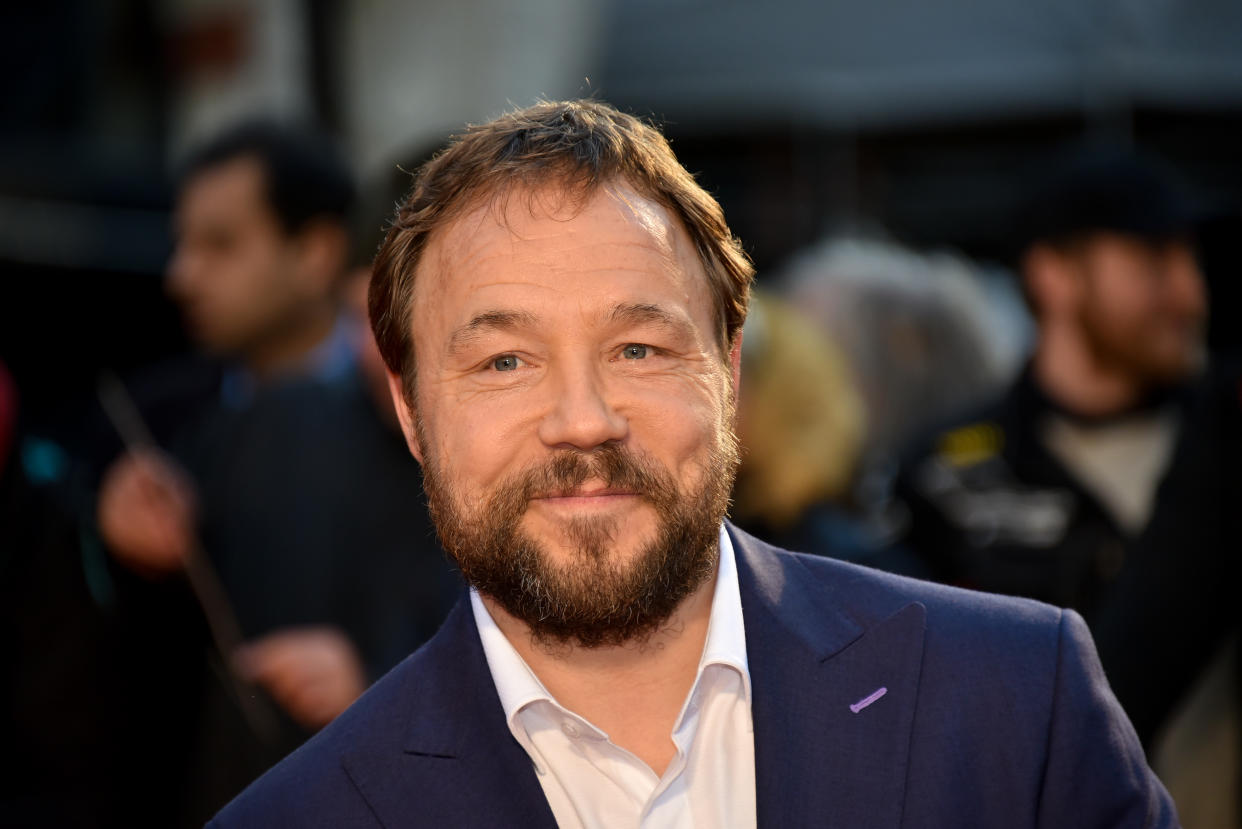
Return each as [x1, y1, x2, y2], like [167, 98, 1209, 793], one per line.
[561, 721, 581, 739]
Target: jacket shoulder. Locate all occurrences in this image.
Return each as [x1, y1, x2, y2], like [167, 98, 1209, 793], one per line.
[735, 527, 1072, 695]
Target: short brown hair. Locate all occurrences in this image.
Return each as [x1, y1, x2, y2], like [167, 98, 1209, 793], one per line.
[369, 99, 754, 393]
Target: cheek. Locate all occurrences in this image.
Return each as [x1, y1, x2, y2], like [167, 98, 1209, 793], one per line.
[628, 375, 731, 473]
[425, 390, 538, 493]
[1087, 272, 1147, 327]
[1095, 251, 1171, 320]
[229, 237, 289, 299]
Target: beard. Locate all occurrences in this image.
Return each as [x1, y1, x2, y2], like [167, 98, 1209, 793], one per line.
[1078, 299, 1203, 388]
[420, 426, 739, 649]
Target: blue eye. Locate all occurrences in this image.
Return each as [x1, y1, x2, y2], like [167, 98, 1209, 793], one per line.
[622, 344, 648, 360]
[492, 355, 520, 372]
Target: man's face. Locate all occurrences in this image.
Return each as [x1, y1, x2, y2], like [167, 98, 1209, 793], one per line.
[394, 182, 741, 647]
[167, 156, 314, 359]
[1075, 233, 1206, 384]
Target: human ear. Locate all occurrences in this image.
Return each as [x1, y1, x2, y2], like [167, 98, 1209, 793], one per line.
[385, 371, 424, 463]
[295, 220, 349, 299]
[1023, 243, 1082, 319]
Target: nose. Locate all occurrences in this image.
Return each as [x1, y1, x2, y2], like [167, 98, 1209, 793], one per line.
[537, 358, 629, 451]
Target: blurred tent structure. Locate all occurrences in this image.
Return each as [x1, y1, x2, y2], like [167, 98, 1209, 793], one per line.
[597, 0, 1242, 129]
[592, 0, 1242, 262]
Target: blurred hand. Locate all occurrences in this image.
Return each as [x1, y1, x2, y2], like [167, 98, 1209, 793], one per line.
[234, 626, 367, 730]
[97, 449, 198, 577]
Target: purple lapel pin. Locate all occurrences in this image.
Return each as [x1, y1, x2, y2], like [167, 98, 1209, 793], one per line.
[849, 686, 888, 713]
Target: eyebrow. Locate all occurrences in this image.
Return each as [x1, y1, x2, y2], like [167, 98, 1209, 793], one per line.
[446, 303, 692, 355]
[447, 309, 540, 354]
[607, 302, 688, 333]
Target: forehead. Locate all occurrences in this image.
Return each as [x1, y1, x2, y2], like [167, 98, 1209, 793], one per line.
[413, 182, 712, 326]
[176, 155, 268, 223]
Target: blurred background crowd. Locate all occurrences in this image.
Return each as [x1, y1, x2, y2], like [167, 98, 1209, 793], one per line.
[2, 1, 1241, 826]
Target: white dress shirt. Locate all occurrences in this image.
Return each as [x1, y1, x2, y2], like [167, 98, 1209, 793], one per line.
[471, 525, 756, 828]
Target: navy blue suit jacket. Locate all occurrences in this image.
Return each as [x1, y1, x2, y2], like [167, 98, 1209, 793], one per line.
[211, 525, 1175, 828]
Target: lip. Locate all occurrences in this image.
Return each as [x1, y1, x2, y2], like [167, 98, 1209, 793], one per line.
[530, 487, 640, 508]
[535, 486, 635, 499]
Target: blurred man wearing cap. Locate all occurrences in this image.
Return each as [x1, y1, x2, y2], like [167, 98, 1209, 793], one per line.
[893, 145, 1206, 615]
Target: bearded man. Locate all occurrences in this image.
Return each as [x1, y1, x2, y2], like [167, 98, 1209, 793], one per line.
[210, 101, 1174, 828]
[893, 146, 1206, 615]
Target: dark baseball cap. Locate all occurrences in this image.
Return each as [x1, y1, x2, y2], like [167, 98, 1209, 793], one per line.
[1017, 144, 1197, 251]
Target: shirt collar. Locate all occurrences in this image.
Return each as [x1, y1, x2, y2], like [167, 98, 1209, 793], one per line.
[471, 589, 552, 720]
[699, 524, 751, 700]
[471, 523, 752, 726]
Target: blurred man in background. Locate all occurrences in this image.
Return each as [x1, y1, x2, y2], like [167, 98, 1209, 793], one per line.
[99, 121, 358, 581]
[168, 121, 356, 388]
[89, 121, 456, 827]
[893, 146, 1206, 614]
[890, 146, 1231, 824]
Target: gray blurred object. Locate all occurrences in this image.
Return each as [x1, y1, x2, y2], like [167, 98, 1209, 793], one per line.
[780, 236, 1029, 466]
[598, 0, 1242, 128]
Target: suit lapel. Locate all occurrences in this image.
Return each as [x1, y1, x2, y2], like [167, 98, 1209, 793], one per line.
[341, 599, 557, 828]
[732, 526, 927, 829]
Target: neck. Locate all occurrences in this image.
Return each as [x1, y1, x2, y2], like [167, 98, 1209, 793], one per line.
[1032, 325, 1143, 418]
[481, 568, 717, 775]
[242, 304, 338, 380]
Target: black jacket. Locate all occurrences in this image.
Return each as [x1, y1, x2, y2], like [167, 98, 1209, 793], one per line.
[892, 366, 1188, 614]
[1093, 357, 1242, 746]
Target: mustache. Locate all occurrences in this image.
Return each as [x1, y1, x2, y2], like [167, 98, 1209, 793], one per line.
[509, 444, 678, 507]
